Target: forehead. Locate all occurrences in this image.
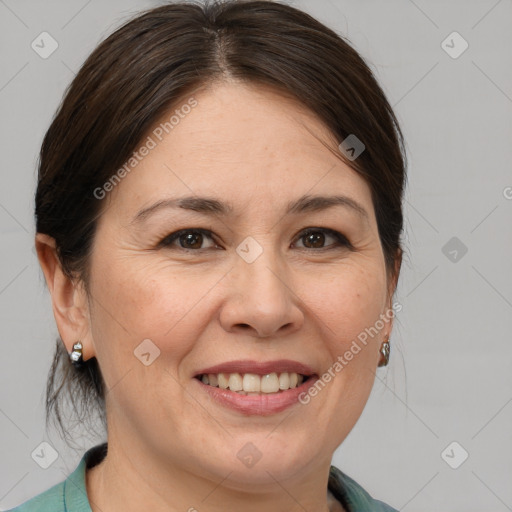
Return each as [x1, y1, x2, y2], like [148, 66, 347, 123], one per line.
[103, 81, 375, 224]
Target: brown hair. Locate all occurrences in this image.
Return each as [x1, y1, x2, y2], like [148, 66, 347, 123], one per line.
[37, 0, 407, 444]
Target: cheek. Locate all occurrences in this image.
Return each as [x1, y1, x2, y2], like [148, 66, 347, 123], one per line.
[329, 269, 386, 372]
[89, 255, 217, 363]
[87, 257, 210, 421]
[308, 264, 387, 347]
[91, 252, 386, 355]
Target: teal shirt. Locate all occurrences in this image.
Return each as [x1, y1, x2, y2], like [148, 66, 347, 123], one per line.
[6, 443, 397, 512]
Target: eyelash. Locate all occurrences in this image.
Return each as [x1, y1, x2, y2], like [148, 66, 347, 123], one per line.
[158, 227, 353, 252]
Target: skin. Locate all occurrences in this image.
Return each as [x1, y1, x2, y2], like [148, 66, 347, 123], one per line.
[36, 80, 401, 512]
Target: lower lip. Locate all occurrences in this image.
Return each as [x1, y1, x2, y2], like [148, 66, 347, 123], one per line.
[194, 376, 318, 415]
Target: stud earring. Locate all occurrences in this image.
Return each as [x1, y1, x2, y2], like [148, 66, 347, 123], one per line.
[378, 339, 390, 367]
[70, 341, 84, 368]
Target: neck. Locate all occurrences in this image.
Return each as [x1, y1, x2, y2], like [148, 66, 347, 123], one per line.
[85, 436, 343, 512]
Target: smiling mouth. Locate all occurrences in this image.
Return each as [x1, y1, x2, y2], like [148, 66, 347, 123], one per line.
[194, 372, 314, 395]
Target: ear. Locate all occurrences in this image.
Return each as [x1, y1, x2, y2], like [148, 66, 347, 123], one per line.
[384, 247, 403, 337]
[35, 233, 95, 362]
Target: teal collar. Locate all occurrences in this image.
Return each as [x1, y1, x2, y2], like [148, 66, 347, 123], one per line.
[63, 443, 391, 512]
[62, 443, 107, 512]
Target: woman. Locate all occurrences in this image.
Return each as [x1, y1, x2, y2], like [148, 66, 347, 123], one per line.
[9, 1, 406, 510]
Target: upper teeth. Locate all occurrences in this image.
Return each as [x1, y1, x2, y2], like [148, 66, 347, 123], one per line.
[200, 372, 305, 394]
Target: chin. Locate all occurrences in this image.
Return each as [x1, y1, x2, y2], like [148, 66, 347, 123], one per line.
[203, 433, 322, 489]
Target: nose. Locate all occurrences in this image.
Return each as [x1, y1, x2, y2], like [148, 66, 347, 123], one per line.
[218, 247, 304, 339]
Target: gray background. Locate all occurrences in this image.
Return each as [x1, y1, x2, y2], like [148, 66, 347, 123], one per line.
[1, 0, 511, 510]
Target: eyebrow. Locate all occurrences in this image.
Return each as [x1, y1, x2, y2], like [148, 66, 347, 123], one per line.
[130, 193, 369, 225]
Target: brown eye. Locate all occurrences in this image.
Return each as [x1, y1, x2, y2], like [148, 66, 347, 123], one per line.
[179, 231, 203, 249]
[159, 227, 351, 252]
[160, 229, 217, 250]
[302, 231, 326, 249]
[295, 228, 351, 250]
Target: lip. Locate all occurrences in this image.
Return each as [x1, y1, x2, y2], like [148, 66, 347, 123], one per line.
[194, 359, 316, 377]
[193, 374, 318, 416]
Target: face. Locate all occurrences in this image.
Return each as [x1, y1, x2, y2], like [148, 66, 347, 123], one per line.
[75, 81, 397, 486]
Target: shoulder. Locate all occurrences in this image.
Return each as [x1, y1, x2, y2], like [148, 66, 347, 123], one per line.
[329, 465, 399, 512]
[4, 480, 65, 512]
[4, 442, 106, 512]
